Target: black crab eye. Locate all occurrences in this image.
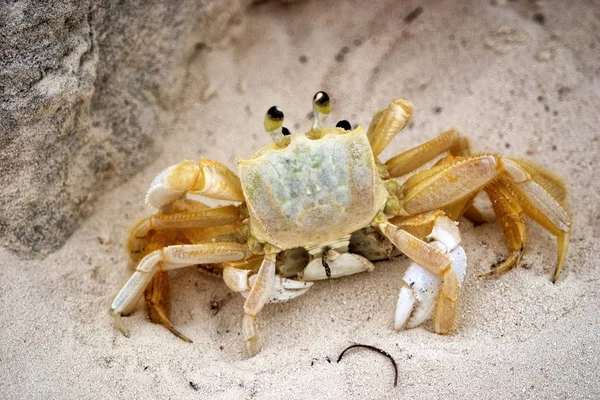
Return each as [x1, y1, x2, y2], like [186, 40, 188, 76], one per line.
[265, 106, 284, 133]
[282, 127, 291, 136]
[310, 91, 332, 135]
[267, 106, 284, 121]
[335, 120, 352, 131]
[313, 91, 331, 110]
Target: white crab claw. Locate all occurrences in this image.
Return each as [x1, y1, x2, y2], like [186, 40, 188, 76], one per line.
[299, 253, 375, 281]
[145, 167, 187, 211]
[241, 275, 313, 303]
[395, 263, 441, 330]
[223, 267, 251, 292]
[425, 217, 460, 253]
[395, 245, 467, 330]
[395, 216, 466, 331]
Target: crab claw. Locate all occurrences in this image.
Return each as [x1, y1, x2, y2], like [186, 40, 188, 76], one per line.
[394, 216, 467, 331]
[299, 252, 375, 281]
[395, 245, 467, 330]
[241, 274, 313, 303]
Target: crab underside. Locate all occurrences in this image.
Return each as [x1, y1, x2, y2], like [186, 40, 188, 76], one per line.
[111, 92, 570, 357]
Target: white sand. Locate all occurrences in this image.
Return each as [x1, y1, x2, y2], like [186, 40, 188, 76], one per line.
[2, 0, 599, 398]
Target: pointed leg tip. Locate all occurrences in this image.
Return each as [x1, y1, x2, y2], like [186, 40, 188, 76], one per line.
[244, 339, 262, 358]
[166, 324, 193, 343]
[111, 310, 131, 338]
[148, 303, 194, 343]
[175, 332, 193, 343]
[434, 316, 455, 335]
[551, 262, 564, 284]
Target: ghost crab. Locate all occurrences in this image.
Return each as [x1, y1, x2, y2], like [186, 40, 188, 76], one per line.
[111, 91, 571, 357]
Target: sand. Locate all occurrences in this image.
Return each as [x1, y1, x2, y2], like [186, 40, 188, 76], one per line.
[1, 0, 599, 398]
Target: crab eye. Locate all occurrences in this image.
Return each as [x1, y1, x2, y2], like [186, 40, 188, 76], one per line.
[313, 91, 331, 115]
[335, 120, 352, 131]
[264, 106, 290, 147]
[310, 91, 332, 136]
[265, 106, 284, 133]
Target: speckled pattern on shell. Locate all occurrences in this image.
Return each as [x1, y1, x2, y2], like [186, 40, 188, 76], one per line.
[239, 127, 387, 249]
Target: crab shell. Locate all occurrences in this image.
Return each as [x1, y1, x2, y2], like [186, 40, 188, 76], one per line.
[238, 126, 388, 250]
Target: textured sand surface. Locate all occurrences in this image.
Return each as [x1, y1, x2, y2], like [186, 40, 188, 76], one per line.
[1, 0, 599, 399]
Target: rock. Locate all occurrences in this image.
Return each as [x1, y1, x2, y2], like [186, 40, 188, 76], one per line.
[0, 0, 256, 257]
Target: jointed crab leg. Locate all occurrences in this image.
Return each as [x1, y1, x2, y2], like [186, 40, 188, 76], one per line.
[128, 205, 243, 257]
[400, 155, 570, 281]
[223, 257, 314, 305]
[479, 180, 527, 277]
[401, 155, 500, 214]
[366, 98, 414, 157]
[385, 130, 471, 178]
[242, 251, 278, 357]
[111, 242, 249, 337]
[379, 222, 452, 271]
[143, 269, 193, 342]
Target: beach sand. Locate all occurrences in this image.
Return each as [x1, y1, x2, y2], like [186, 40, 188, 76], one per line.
[1, 0, 599, 398]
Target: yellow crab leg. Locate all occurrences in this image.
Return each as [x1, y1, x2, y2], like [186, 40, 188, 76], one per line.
[504, 171, 570, 282]
[130, 226, 192, 341]
[138, 205, 241, 231]
[385, 130, 471, 177]
[243, 249, 278, 358]
[500, 159, 569, 281]
[144, 269, 193, 343]
[179, 223, 243, 245]
[111, 242, 250, 338]
[400, 155, 571, 281]
[401, 155, 500, 214]
[127, 205, 243, 258]
[389, 210, 447, 239]
[366, 98, 414, 157]
[479, 180, 527, 277]
[514, 159, 567, 204]
[399, 154, 489, 223]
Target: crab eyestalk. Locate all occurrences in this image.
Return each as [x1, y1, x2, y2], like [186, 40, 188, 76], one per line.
[308, 91, 331, 139]
[264, 106, 290, 148]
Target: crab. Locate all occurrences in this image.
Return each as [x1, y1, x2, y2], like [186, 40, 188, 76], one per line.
[110, 91, 571, 357]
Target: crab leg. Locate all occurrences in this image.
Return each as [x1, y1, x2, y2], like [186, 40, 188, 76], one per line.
[143, 269, 193, 342]
[366, 98, 414, 157]
[128, 205, 242, 257]
[400, 155, 571, 281]
[111, 242, 249, 337]
[242, 251, 278, 357]
[385, 130, 471, 178]
[479, 180, 527, 277]
[223, 265, 314, 303]
[146, 158, 244, 210]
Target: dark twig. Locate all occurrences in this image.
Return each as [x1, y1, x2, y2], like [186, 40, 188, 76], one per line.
[336, 344, 399, 387]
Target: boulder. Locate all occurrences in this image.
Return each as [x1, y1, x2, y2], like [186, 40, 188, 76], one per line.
[0, 0, 255, 256]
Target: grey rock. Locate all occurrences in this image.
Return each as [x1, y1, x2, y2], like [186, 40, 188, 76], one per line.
[0, 0, 255, 257]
